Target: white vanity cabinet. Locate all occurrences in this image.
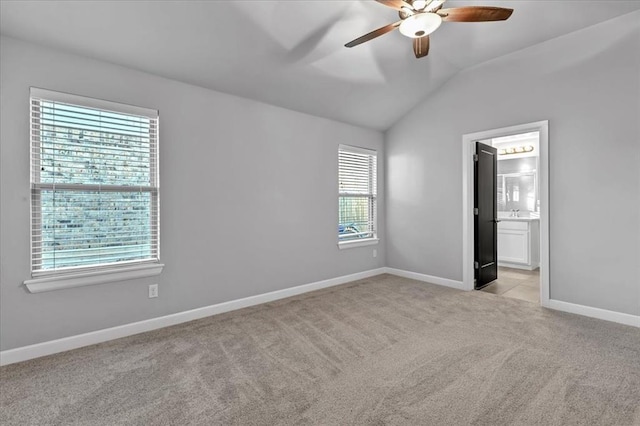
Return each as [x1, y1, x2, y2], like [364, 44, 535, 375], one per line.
[497, 218, 539, 270]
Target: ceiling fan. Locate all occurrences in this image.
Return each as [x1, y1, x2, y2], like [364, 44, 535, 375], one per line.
[345, 0, 513, 58]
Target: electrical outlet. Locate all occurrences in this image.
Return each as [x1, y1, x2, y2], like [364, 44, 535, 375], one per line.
[148, 284, 158, 298]
[373, 249, 377, 258]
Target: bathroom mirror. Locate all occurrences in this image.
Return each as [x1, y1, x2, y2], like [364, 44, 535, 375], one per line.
[498, 172, 537, 213]
[497, 156, 538, 214]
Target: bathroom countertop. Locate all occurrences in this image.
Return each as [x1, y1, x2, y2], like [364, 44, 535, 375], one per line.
[498, 216, 540, 222]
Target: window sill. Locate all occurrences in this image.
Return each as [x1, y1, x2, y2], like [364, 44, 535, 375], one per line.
[338, 238, 379, 250]
[24, 263, 164, 293]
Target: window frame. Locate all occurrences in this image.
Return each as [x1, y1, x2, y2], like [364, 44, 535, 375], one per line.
[338, 144, 379, 250]
[24, 88, 163, 293]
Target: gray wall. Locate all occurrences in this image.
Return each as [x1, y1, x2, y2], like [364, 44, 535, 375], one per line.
[386, 11, 640, 316]
[0, 36, 385, 351]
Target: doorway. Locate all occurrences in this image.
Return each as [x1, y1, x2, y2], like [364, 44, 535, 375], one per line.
[462, 121, 549, 306]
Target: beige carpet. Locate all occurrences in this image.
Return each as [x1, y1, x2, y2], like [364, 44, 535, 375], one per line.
[1, 274, 639, 425]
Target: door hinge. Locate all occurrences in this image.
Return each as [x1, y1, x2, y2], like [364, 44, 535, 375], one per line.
[474, 208, 479, 215]
[473, 154, 479, 162]
[474, 261, 479, 269]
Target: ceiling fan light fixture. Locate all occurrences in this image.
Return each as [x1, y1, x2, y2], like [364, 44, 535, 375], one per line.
[425, 0, 445, 12]
[412, 0, 427, 10]
[401, 6, 414, 15]
[399, 13, 442, 39]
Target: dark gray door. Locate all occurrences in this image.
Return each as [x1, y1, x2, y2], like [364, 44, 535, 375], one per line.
[474, 141, 498, 289]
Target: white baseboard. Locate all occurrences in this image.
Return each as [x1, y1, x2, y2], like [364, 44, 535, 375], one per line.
[0, 268, 386, 366]
[546, 299, 640, 328]
[384, 267, 639, 328]
[384, 267, 466, 290]
[498, 262, 539, 271]
[4, 267, 635, 366]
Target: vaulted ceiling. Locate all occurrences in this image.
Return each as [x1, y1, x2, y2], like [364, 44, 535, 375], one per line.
[2, 1, 639, 130]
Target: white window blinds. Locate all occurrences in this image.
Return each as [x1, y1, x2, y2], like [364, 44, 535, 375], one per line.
[338, 145, 377, 241]
[30, 88, 159, 276]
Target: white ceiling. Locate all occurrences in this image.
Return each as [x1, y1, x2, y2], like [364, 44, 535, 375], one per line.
[2, 1, 639, 130]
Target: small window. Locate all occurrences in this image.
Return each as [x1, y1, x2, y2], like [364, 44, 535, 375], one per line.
[338, 145, 377, 246]
[30, 88, 159, 277]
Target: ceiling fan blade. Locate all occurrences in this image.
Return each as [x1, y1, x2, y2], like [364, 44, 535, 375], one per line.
[375, 0, 414, 12]
[345, 21, 402, 48]
[413, 35, 430, 58]
[438, 6, 513, 22]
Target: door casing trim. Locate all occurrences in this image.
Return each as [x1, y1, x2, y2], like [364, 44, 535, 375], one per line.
[462, 121, 550, 307]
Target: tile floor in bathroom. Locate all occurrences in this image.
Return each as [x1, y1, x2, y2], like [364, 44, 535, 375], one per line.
[480, 266, 540, 303]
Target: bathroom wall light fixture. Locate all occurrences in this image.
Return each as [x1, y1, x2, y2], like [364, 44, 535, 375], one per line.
[498, 145, 534, 156]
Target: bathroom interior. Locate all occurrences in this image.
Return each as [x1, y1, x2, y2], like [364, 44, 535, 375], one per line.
[481, 131, 541, 303]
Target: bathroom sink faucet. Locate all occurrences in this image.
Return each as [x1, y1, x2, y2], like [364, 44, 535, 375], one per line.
[510, 209, 520, 217]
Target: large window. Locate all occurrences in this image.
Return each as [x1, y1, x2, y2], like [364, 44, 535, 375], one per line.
[30, 88, 159, 277]
[338, 145, 377, 246]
